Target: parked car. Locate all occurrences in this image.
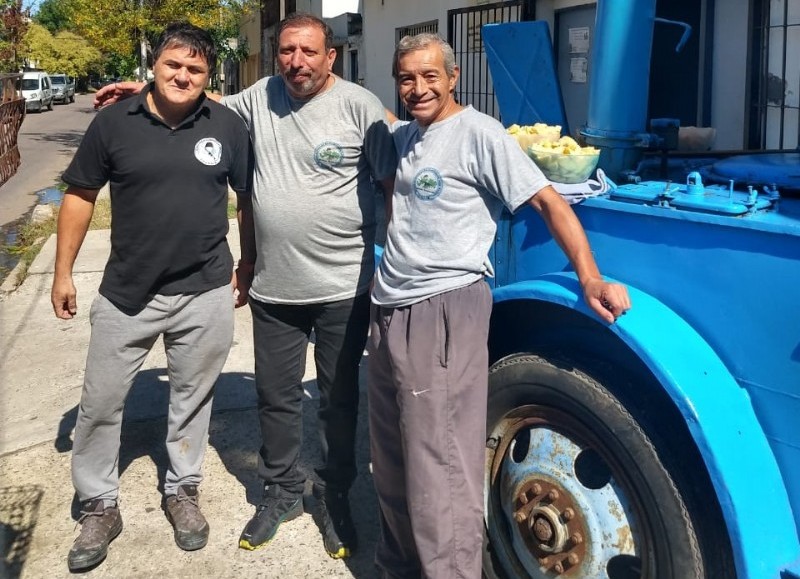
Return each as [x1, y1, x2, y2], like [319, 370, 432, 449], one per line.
[48, 74, 75, 104]
[21, 71, 53, 112]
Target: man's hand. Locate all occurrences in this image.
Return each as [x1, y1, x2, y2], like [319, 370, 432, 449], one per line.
[51, 276, 78, 319]
[93, 81, 145, 109]
[582, 278, 631, 323]
[234, 262, 254, 308]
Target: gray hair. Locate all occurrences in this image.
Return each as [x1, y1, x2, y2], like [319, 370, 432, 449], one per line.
[392, 33, 456, 79]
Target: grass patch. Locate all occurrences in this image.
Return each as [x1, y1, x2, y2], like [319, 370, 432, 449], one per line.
[1, 196, 112, 290]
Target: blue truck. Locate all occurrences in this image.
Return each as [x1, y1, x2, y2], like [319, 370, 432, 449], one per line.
[479, 1, 800, 578]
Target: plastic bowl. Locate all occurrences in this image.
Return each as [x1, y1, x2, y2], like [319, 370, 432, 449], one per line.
[527, 148, 600, 184]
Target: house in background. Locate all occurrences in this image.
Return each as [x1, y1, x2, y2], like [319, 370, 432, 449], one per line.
[241, 0, 798, 153]
[359, 0, 797, 152]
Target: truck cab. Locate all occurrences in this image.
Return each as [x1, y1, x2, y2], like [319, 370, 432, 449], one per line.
[479, 3, 800, 579]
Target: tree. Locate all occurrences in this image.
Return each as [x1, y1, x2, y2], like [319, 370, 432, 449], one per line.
[0, 0, 29, 71]
[20, 22, 102, 78]
[63, 0, 255, 78]
[34, 0, 73, 35]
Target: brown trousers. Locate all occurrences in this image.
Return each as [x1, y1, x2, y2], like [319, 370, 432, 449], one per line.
[368, 280, 492, 579]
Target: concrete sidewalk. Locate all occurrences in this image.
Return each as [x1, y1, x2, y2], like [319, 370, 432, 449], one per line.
[0, 222, 378, 578]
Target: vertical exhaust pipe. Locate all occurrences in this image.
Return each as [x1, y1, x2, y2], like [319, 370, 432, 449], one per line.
[581, 0, 657, 180]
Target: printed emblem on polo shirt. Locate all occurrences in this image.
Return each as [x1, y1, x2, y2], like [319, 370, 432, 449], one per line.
[195, 138, 222, 166]
[413, 168, 444, 201]
[314, 141, 344, 169]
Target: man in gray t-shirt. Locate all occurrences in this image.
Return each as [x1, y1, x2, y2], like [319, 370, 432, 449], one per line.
[368, 34, 631, 579]
[95, 12, 396, 560]
[222, 14, 396, 558]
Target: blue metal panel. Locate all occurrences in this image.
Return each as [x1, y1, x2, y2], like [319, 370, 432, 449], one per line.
[482, 21, 568, 129]
[492, 275, 800, 578]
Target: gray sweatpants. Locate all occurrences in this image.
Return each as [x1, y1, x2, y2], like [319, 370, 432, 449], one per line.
[71, 285, 234, 504]
[368, 280, 492, 579]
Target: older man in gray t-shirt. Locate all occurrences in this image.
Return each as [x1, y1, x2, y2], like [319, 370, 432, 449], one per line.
[368, 34, 630, 579]
[221, 15, 397, 558]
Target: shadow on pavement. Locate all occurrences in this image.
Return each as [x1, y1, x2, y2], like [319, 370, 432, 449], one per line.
[50, 365, 381, 578]
[0, 484, 44, 579]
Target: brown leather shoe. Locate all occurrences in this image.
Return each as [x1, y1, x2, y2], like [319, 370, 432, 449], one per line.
[165, 485, 209, 551]
[67, 499, 123, 571]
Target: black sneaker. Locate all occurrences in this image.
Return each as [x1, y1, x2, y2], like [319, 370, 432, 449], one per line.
[67, 499, 123, 571]
[238, 485, 303, 551]
[165, 485, 209, 551]
[317, 488, 357, 559]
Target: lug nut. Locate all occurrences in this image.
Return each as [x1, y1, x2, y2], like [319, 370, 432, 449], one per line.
[514, 510, 527, 523]
[562, 507, 574, 521]
[519, 492, 529, 505]
[553, 562, 564, 574]
[570, 532, 583, 545]
[547, 489, 560, 501]
[538, 556, 550, 566]
[532, 483, 543, 495]
[568, 553, 579, 565]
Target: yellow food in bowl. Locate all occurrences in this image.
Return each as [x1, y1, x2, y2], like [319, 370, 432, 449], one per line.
[528, 137, 600, 184]
[507, 123, 562, 150]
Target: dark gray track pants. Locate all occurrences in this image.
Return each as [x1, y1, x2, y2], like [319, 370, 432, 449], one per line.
[71, 285, 234, 504]
[368, 280, 492, 579]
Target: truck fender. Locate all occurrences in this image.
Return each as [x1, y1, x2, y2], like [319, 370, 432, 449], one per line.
[490, 272, 800, 578]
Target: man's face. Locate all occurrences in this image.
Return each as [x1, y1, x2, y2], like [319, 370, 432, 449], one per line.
[153, 45, 209, 107]
[277, 25, 336, 99]
[396, 45, 459, 126]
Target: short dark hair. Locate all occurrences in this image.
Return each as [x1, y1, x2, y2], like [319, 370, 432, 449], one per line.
[277, 12, 334, 51]
[153, 22, 217, 73]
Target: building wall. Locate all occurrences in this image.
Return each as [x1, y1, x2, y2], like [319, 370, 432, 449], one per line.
[711, 0, 748, 149]
[362, 0, 750, 150]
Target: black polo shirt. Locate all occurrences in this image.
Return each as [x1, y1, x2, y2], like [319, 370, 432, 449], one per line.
[62, 84, 254, 311]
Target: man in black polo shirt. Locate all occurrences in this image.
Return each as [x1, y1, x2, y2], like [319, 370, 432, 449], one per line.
[51, 22, 253, 572]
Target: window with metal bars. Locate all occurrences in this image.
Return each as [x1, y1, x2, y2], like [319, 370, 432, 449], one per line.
[447, 0, 535, 121]
[749, 0, 800, 150]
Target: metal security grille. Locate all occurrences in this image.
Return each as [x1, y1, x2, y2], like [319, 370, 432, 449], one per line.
[749, 0, 800, 149]
[395, 21, 440, 119]
[447, 1, 535, 121]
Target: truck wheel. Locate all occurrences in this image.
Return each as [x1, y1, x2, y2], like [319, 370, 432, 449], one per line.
[483, 353, 713, 579]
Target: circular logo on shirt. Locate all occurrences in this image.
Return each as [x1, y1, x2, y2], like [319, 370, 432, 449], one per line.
[314, 141, 344, 168]
[195, 138, 222, 166]
[413, 168, 444, 201]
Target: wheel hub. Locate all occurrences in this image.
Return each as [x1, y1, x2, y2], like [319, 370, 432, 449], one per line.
[513, 479, 586, 574]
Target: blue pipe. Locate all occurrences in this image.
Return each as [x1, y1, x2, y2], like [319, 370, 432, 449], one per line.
[582, 0, 657, 179]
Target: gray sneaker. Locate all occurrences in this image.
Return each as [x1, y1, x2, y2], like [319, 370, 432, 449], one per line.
[67, 499, 123, 571]
[165, 485, 209, 551]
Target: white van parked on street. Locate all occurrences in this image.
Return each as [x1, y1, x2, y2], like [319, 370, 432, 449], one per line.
[21, 71, 54, 113]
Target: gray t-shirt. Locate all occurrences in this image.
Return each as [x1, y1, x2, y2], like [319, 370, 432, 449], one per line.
[222, 76, 397, 304]
[372, 106, 550, 308]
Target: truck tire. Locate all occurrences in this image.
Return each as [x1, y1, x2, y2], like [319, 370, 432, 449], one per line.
[483, 353, 716, 579]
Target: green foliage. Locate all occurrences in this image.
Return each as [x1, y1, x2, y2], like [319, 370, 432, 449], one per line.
[34, 0, 72, 34]
[62, 0, 256, 73]
[20, 23, 102, 78]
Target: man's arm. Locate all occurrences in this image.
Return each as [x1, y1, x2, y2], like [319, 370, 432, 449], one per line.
[379, 177, 394, 224]
[94, 81, 223, 108]
[528, 186, 631, 323]
[51, 187, 100, 319]
[234, 192, 256, 308]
